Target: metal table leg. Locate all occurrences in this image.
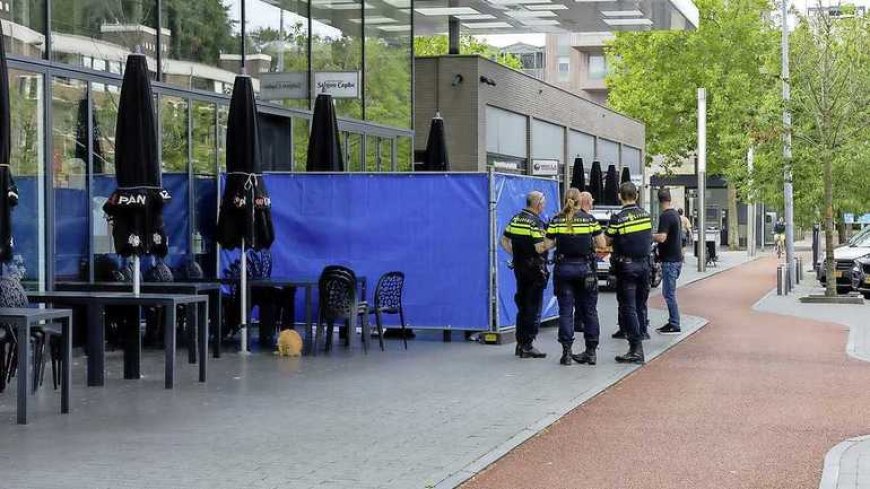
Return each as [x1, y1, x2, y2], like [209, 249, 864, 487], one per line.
[16, 318, 29, 425]
[87, 304, 105, 387]
[164, 305, 177, 389]
[62, 315, 72, 414]
[186, 305, 197, 364]
[123, 306, 141, 380]
[198, 300, 208, 383]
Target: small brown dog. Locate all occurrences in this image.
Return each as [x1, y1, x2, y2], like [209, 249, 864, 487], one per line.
[275, 329, 303, 357]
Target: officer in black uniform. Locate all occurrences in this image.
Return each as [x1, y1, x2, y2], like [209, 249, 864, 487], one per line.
[501, 191, 549, 359]
[541, 189, 605, 366]
[605, 182, 653, 364]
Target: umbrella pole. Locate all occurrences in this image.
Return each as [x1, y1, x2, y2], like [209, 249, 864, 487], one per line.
[240, 240, 248, 354]
[133, 256, 140, 296]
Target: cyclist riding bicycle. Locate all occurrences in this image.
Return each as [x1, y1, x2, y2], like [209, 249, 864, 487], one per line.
[773, 218, 786, 257]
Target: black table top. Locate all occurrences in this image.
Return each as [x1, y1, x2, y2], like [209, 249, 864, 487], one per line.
[56, 281, 221, 293]
[27, 290, 207, 306]
[0, 307, 73, 321]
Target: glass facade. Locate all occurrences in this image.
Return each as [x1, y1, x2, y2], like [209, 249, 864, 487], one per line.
[1, 0, 414, 289]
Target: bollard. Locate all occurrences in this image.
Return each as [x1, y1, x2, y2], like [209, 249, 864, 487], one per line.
[796, 257, 803, 283]
[777, 265, 785, 295]
[787, 266, 793, 293]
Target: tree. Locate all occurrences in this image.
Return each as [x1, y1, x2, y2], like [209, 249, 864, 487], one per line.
[414, 35, 523, 70]
[606, 0, 780, 249]
[788, 4, 870, 296]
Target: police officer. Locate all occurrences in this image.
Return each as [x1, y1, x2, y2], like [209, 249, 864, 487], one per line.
[541, 189, 605, 366]
[605, 182, 653, 364]
[500, 191, 548, 359]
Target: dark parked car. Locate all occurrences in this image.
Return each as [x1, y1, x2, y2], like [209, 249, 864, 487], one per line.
[851, 255, 870, 299]
[819, 230, 870, 293]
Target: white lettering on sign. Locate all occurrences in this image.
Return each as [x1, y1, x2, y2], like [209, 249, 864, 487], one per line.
[313, 71, 360, 98]
[118, 194, 147, 205]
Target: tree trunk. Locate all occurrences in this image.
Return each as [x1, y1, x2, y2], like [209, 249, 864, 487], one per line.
[727, 182, 740, 250]
[824, 148, 836, 297]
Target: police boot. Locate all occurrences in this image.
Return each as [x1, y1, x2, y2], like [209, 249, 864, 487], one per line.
[515, 343, 522, 357]
[559, 344, 573, 366]
[615, 341, 645, 365]
[572, 341, 597, 365]
[519, 343, 547, 359]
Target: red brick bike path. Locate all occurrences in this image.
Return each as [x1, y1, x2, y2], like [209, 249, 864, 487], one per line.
[462, 257, 870, 489]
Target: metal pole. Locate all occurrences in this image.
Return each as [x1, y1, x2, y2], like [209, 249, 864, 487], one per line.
[448, 18, 460, 55]
[240, 240, 248, 353]
[488, 167, 497, 332]
[782, 0, 796, 287]
[747, 146, 756, 258]
[133, 256, 140, 296]
[697, 88, 707, 273]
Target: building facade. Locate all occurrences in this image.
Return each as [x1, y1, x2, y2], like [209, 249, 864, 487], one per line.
[415, 55, 645, 189]
[0, 0, 414, 289]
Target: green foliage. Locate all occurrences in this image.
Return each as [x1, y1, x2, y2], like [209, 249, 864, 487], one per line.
[607, 0, 780, 186]
[414, 35, 523, 70]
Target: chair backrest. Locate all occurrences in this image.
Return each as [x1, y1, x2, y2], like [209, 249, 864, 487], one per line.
[318, 271, 358, 322]
[374, 272, 404, 312]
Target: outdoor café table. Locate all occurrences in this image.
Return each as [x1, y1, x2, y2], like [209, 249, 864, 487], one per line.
[223, 276, 367, 354]
[26, 291, 207, 389]
[0, 307, 72, 424]
[55, 281, 223, 359]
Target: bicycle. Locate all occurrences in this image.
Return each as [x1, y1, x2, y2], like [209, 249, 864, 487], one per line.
[774, 233, 785, 259]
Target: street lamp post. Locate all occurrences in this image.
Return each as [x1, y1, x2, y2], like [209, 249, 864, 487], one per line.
[782, 0, 796, 285]
[698, 87, 707, 273]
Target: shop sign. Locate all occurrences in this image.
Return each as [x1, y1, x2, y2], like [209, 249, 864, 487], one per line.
[531, 159, 559, 176]
[314, 71, 360, 98]
[260, 71, 308, 100]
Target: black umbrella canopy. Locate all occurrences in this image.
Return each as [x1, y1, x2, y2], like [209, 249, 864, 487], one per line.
[422, 114, 449, 171]
[306, 94, 343, 172]
[75, 98, 105, 174]
[570, 157, 585, 191]
[604, 164, 619, 206]
[216, 75, 274, 250]
[588, 161, 603, 204]
[0, 33, 16, 264]
[102, 54, 170, 257]
[620, 166, 631, 184]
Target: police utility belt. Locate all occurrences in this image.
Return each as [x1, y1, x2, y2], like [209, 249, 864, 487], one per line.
[612, 255, 649, 265]
[554, 254, 595, 264]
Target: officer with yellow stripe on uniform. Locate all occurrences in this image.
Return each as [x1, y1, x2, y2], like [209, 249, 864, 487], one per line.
[500, 191, 549, 359]
[539, 189, 605, 366]
[605, 182, 653, 365]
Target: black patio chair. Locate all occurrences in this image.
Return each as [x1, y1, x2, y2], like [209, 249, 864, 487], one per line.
[368, 272, 407, 350]
[314, 268, 372, 355]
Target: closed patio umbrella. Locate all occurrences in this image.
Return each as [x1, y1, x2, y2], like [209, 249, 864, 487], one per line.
[306, 94, 343, 172]
[570, 157, 585, 191]
[102, 53, 170, 294]
[605, 164, 619, 205]
[621, 166, 631, 184]
[588, 161, 603, 204]
[422, 113, 449, 171]
[0, 33, 16, 265]
[216, 75, 274, 352]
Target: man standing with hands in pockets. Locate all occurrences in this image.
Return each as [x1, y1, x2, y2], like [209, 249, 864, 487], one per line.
[654, 188, 683, 335]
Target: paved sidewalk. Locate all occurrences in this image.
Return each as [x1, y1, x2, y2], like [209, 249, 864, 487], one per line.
[0, 253, 752, 489]
[463, 257, 870, 489]
[755, 279, 870, 489]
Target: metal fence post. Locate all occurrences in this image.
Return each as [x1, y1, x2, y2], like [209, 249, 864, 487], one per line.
[488, 167, 498, 334]
[777, 265, 785, 295]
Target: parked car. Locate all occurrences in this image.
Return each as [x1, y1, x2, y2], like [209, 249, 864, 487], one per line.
[851, 254, 870, 299]
[588, 206, 661, 289]
[819, 230, 870, 293]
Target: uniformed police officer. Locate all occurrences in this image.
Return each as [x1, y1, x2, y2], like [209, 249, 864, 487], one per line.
[500, 191, 548, 359]
[605, 182, 653, 364]
[540, 189, 605, 366]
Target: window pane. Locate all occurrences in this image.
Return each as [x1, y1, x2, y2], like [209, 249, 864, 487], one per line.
[311, 0, 362, 119]
[5, 0, 46, 58]
[192, 101, 218, 277]
[598, 138, 619, 166]
[246, 0, 310, 110]
[52, 1, 158, 74]
[293, 117, 309, 171]
[161, 0, 242, 93]
[52, 78, 88, 280]
[588, 54, 607, 80]
[397, 136, 412, 171]
[160, 95, 191, 269]
[347, 132, 362, 171]
[91, 81, 121, 277]
[364, 5, 411, 128]
[9, 70, 44, 283]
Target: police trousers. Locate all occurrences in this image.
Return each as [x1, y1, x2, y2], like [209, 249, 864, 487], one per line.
[513, 268, 545, 347]
[615, 259, 650, 343]
[554, 261, 600, 347]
